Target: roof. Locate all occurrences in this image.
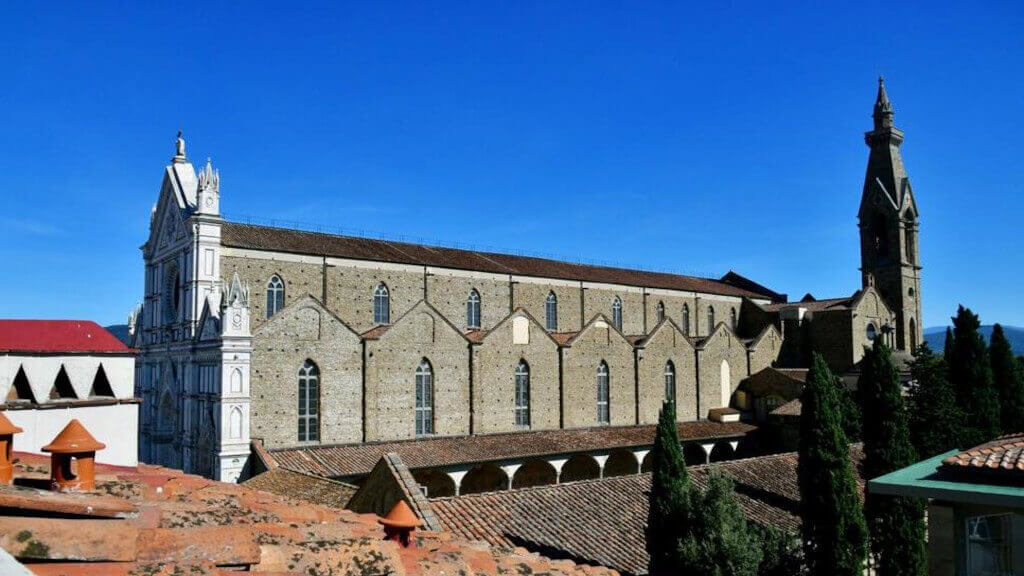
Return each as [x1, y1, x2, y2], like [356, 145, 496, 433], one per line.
[0, 451, 615, 575]
[222, 222, 779, 300]
[770, 399, 802, 417]
[0, 321, 131, 355]
[762, 295, 856, 313]
[241, 466, 358, 509]
[870, 448, 1024, 509]
[270, 421, 756, 478]
[941, 432, 1024, 480]
[430, 445, 865, 576]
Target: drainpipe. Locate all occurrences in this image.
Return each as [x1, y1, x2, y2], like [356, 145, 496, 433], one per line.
[468, 342, 475, 435]
[579, 282, 586, 330]
[321, 256, 329, 304]
[694, 345, 702, 421]
[633, 346, 641, 425]
[508, 275, 515, 314]
[361, 339, 368, 442]
[558, 346, 565, 429]
[642, 289, 648, 334]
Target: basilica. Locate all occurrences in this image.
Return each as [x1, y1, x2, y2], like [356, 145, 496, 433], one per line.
[131, 79, 922, 482]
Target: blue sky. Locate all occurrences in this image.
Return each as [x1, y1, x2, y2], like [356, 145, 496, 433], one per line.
[2, 2, 1022, 328]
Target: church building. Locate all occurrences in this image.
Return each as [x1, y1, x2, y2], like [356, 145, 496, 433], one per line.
[131, 79, 922, 482]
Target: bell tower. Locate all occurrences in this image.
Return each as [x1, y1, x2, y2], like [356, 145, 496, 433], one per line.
[858, 77, 922, 352]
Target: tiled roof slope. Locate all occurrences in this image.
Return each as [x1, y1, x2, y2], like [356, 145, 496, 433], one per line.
[222, 222, 779, 300]
[762, 295, 856, 313]
[2, 451, 617, 575]
[430, 445, 866, 576]
[0, 320, 132, 354]
[241, 466, 358, 509]
[942, 432, 1024, 479]
[270, 421, 756, 478]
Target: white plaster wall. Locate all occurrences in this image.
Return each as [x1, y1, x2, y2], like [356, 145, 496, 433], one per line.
[6, 403, 139, 466]
[2, 355, 135, 400]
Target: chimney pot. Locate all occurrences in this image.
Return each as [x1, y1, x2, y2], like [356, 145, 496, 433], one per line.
[41, 419, 105, 492]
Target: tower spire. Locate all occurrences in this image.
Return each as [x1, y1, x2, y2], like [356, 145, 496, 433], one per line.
[872, 76, 895, 130]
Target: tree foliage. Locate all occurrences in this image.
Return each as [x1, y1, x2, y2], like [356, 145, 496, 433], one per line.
[948, 306, 1000, 446]
[906, 343, 965, 459]
[678, 472, 762, 575]
[798, 353, 868, 575]
[646, 401, 691, 576]
[990, 324, 1024, 434]
[858, 342, 927, 575]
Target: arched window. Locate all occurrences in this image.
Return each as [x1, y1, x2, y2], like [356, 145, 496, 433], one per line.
[514, 360, 530, 428]
[730, 307, 738, 329]
[611, 297, 623, 331]
[415, 359, 434, 436]
[466, 289, 481, 328]
[656, 301, 665, 323]
[682, 304, 690, 336]
[664, 361, 676, 403]
[298, 360, 319, 442]
[706, 306, 715, 334]
[597, 361, 610, 424]
[866, 322, 878, 342]
[909, 318, 918, 352]
[373, 283, 390, 325]
[545, 291, 558, 331]
[266, 275, 285, 318]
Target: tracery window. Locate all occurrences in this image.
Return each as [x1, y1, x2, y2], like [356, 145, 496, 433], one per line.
[373, 283, 390, 325]
[611, 297, 623, 331]
[866, 322, 878, 341]
[545, 291, 558, 331]
[267, 275, 285, 318]
[664, 361, 676, 403]
[730, 307, 738, 329]
[656, 301, 665, 323]
[682, 304, 690, 336]
[514, 360, 530, 428]
[297, 360, 319, 442]
[415, 359, 434, 436]
[597, 361, 610, 424]
[467, 289, 481, 328]
[707, 306, 715, 334]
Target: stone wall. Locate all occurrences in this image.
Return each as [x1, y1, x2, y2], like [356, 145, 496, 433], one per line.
[560, 319, 636, 428]
[364, 303, 470, 441]
[637, 321, 698, 423]
[697, 326, 750, 416]
[222, 255, 323, 330]
[427, 272, 510, 331]
[326, 263, 424, 334]
[512, 280, 581, 332]
[471, 312, 561, 434]
[747, 326, 783, 376]
[582, 288, 644, 336]
[250, 296, 362, 448]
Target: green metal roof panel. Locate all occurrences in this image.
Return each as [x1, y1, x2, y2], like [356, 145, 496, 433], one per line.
[868, 450, 1024, 509]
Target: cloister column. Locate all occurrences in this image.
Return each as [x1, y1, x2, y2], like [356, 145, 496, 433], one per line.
[593, 454, 609, 478]
[700, 442, 716, 465]
[446, 469, 469, 496]
[729, 440, 739, 453]
[500, 463, 522, 490]
[631, 449, 650, 474]
[547, 458, 568, 483]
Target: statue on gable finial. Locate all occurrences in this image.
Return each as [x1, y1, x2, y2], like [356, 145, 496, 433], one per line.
[173, 130, 187, 163]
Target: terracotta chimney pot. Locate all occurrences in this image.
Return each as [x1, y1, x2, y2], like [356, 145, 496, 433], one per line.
[378, 499, 422, 547]
[41, 419, 105, 492]
[0, 413, 23, 484]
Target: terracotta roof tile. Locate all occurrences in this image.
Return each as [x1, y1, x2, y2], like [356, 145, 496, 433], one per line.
[941, 432, 1024, 479]
[770, 399, 802, 417]
[241, 467, 357, 509]
[430, 445, 865, 576]
[269, 421, 756, 478]
[222, 222, 777, 300]
[0, 452, 615, 575]
[550, 332, 579, 346]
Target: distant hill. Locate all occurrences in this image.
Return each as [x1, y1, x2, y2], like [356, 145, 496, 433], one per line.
[924, 325, 1024, 355]
[104, 324, 131, 346]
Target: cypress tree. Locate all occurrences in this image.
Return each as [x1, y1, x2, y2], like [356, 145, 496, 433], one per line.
[990, 324, 1024, 434]
[906, 343, 965, 458]
[646, 401, 691, 576]
[949, 306, 1000, 446]
[943, 327, 954, 362]
[678, 472, 762, 575]
[798, 353, 868, 575]
[858, 342, 927, 575]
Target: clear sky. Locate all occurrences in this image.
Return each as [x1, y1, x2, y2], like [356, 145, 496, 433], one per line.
[2, 2, 1022, 328]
